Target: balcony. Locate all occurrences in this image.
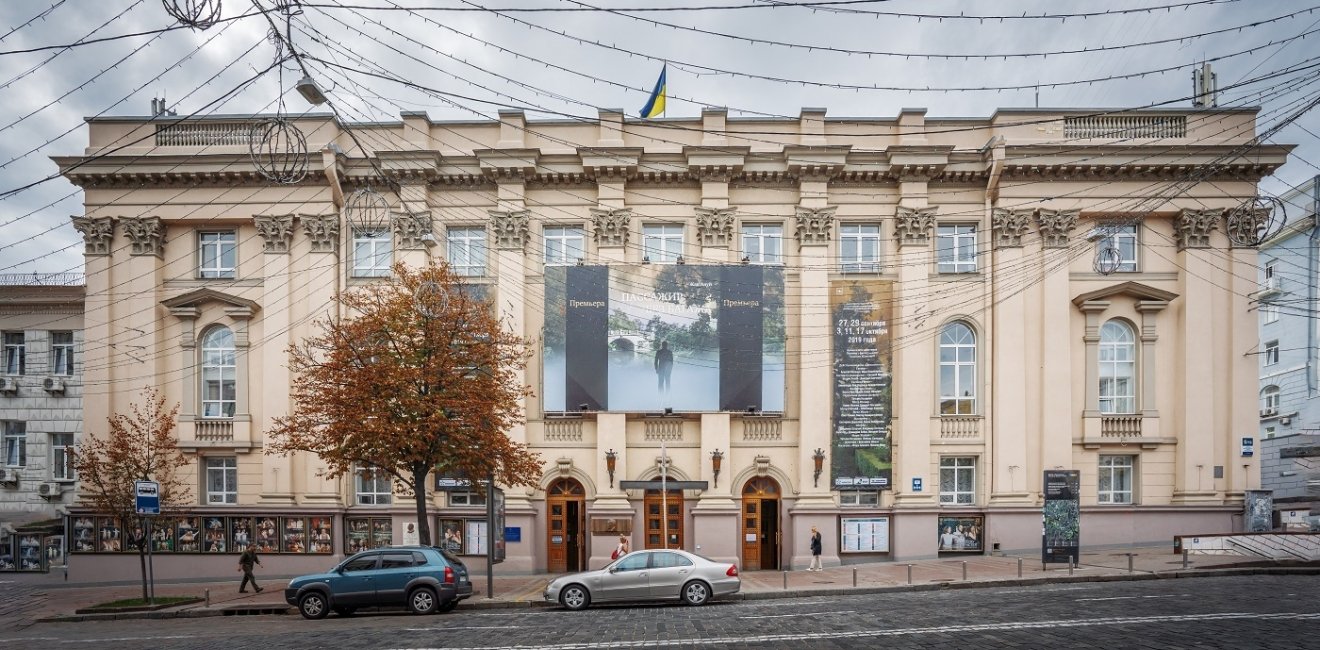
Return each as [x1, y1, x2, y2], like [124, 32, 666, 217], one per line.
[1100, 415, 1143, 438]
[194, 419, 234, 442]
[154, 122, 256, 147]
[1063, 115, 1187, 139]
[543, 418, 584, 442]
[179, 417, 255, 453]
[643, 418, 682, 442]
[939, 416, 981, 439]
[741, 417, 783, 442]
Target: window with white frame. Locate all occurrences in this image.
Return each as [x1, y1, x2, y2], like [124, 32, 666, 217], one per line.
[741, 224, 783, 264]
[643, 224, 685, 263]
[939, 456, 976, 505]
[1097, 455, 1135, 504]
[936, 224, 977, 273]
[205, 457, 237, 504]
[1264, 262, 1276, 279]
[1262, 302, 1279, 324]
[448, 490, 487, 507]
[939, 321, 977, 415]
[544, 226, 585, 265]
[1096, 224, 1139, 272]
[840, 223, 881, 272]
[356, 466, 393, 505]
[1261, 385, 1281, 415]
[447, 227, 487, 276]
[3, 421, 25, 467]
[3, 332, 25, 375]
[50, 331, 74, 376]
[838, 491, 881, 506]
[51, 433, 74, 481]
[200, 327, 236, 418]
[1264, 340, 1279, 366]
[1098, 320, 1137, 414]
[197, 231, 237, 279]
[1265, 426, 1276, 438]
[352, 229, 392, 277]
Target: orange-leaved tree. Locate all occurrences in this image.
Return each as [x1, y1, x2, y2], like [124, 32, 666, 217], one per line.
[266, 263, 542, 546]
[73, 386, 192, 602]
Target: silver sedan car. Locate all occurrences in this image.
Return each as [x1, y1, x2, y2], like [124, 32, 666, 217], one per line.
[544, 549, 741, 610]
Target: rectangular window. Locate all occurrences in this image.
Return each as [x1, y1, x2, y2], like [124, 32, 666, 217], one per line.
[838, 491, 880, 507]
[840, 223, 882, 272]
[1264, 262, 1276, 279]
[51, 433, 74, 481]
[3, 421, 25, 467]
[1098, 455, 1135, 504]
[3, 332, 25, 375]
[198, 231, 237, 279]
[447, 227, 487, 276]
[741, 224, 783, 265]
[205, 457, 237, 504]
[356, 466, 393, 505]
[50, 332, 74, 376]
[1262, 302, 1279, 324]
[642, 224, 685, 263]
[352, 229, 392, 278]
[936, 224, 977, 273]
[939, 456, 976, 505]
[544, 226, 585, 265]
[448, 490, 488, 507]
[1096, 224, 1139, 272]
[1264, 340, 1279, 366]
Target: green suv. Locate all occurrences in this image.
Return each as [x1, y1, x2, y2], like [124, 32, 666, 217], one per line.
[284, 546, 472, 619]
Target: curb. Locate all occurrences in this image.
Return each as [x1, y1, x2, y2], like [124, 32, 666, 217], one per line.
[37, 566, 1320, 623]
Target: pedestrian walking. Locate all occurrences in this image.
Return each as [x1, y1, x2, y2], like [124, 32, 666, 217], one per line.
[612, 535, 631, 560]
[238, 546, 264, 593]
[808, 525, 823, 571]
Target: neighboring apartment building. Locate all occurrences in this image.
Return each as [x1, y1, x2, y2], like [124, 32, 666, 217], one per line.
[1260, 432, 1319, 531]
[53, 106, 1289, 580]
[1257, 175, 1319, 440]
[0, 274, 83, 571]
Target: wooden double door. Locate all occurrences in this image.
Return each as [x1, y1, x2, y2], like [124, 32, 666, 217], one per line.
[643, 489, 683, 549]
[741, 476, 780, 570]
[546, 478, 585, 573]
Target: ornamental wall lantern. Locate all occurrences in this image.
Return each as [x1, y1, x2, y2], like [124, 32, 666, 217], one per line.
[605, 449, 617, 489]
[710, 449, 724, 489]
[812, 448, 826, 488]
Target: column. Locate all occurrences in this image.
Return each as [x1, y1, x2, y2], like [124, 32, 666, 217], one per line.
[592, 412, 631, 568]
[989, 209, 1031, 504]
[118, 217, 165, 419]
[1037, 210, 1078, 482]
[255, 215, 296, 504]
[892, 204, 938, 508]
[71, 216, 116, 453]
[691, 413, 737, 565]
[1173, 209, 1220, 503]
[299, 214, 344, 504]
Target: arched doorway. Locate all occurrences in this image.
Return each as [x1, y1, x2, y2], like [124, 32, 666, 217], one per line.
[643, 489, 684, 549]
[741, 476, 780, 570]
[546, 478, 586, 573]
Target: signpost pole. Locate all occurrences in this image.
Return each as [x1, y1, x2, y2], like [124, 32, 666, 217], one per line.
[146, 517, 155, 605]
[486, 473, 494, 599]
[661, 441, 668, 550]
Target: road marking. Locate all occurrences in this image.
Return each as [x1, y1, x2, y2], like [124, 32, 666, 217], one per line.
[394, 611, 1320, 650]
[0, 635, 197, 644]
[1075, 594, 1188, 602]
[738, 598, 839, 608]
[403, 626, 523, 631]
[740, 610, 854, 619]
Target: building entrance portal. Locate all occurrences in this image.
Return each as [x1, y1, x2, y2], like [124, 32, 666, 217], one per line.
[546, 478, 586, 573]
[741, 476, 780, 570]
[643, 489, 683, 549]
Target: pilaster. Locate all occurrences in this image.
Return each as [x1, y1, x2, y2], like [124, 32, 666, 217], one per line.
[1175, 246, 1217, 503]
[893, 198, 936, 507]
[990, 220, 1029, 505]
[258, 231, 295, 504]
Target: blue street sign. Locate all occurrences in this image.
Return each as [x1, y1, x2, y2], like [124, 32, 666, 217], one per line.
[912, 477, 923, 492]
[135, 480, 160, 515]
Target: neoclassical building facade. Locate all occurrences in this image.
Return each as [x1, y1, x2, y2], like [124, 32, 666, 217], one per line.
[54, 106, 1289, 579]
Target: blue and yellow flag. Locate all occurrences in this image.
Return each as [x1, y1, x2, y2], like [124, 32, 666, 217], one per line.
[639, 65, 666, 118]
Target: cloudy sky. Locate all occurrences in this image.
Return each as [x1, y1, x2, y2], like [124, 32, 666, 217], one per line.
[1, 0, 1317, 275]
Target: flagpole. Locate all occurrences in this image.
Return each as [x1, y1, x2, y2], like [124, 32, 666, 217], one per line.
[661, 441, 668, 549]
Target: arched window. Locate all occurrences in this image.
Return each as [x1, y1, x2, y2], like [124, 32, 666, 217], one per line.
[1098, 320, 1137, 414]
[939, 321, 977, 415]
[200, 326, 236, 418]
[1260, 385, 1280, 414]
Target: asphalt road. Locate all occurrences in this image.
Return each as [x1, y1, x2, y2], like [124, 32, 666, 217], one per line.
[1, 574, 1316, 649]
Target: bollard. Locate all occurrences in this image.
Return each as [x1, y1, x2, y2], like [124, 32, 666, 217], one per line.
[1017, 557, 1023, 578]
[205, 589, 211, 607]
[783, 570, 788, 590]
[962, 561, 968, 581]
[1182, 549, 1189, 570]
[1068, 559, 1074, 576]
[1128, 553, 1134, 574]
[906, 564, 913, 585]
[852, 567, 858, 587]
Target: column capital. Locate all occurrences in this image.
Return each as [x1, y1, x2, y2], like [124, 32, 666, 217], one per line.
[391, 211, 433, 250]
[121, 216, 165, 257]
[489, 209, 531, 250]
[71, 216, 116, 256]
[301, 214, 339, 253]
[1175, 208, 1222, 250]
[991, 208, 1033, 248]
[253, 214, 295, 253]
[794, 206, 836, 246]
[694, 206, 736, 248]
[894, 206, 936, 247]
[1035, 209, 1078, 249]
[590, 207, 632, 247]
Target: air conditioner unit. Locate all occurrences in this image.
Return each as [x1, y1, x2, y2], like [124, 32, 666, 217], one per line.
[1259, 276, 1283, 296]
[0, 377, 18, 394]
[37, 481, 64, 498]
[42, 377, 65, 394]
[0, 468, 17, 485]
[1281, 416, 1292, 426]
[1260, 408, 1278, 418]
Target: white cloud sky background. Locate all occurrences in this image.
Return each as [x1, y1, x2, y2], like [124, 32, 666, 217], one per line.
[1, 0, 1317, 275]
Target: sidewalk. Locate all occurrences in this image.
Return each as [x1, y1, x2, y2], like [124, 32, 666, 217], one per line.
[5, 546, 1314, 628]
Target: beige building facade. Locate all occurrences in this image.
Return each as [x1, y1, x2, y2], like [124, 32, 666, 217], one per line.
[54, 107, 1290, 580]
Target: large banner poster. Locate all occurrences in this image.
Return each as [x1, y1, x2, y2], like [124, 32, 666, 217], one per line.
[1042, 470, 1081, 565]
[830, 280, 894, 490]
[543, 264, 784, 412]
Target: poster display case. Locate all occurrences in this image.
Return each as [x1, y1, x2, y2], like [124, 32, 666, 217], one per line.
[254, 516, 279, 553]
[17, 534, 44, 571]
[203, 516, 228, 553]
[346, 517, 392, 553]
[71, 517, 96, 553]
[840, 516, 890, 553]
[177, 517, 201, 553]
[68, 514, 334, 555]
[937, 515, 984, 553]
[308, 517, 333, 554]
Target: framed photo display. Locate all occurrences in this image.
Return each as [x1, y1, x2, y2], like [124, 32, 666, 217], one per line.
[97, 517, 122, 552]
[937, 514, 984, 553]
[254, 517, 279, 553]
[204, 516, 228, 553]
[71, 516, 96, 553]
[438, 518, 463, 554]
[17, 534, 44, 571]
[308, 517, 334, 554]
[346, 517, 393, 553]
[840, 516, 890, 553]
[176, 517, 201, 553]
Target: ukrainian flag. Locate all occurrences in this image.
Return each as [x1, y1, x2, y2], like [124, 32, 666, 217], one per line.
[639, 65, 666, 118]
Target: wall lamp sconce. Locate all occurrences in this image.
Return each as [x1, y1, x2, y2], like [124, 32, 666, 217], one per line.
[605, 449, 617, 488]
[710, 449, 724, 489]
[812, 448, 826, 488]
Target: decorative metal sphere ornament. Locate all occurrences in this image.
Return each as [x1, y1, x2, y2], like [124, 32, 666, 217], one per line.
[1225, 195, 1286, 248]
[1094, 246, 1123, 275]
[413, 281, 449, 319]
[161, 0, 222, 30]
[343, 186, 392, 229]
[249, 117, 308, 184]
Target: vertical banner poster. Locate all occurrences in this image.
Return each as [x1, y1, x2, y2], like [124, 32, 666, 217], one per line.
[830, 280, 894, 490]
[1042, 470, 1081, 565]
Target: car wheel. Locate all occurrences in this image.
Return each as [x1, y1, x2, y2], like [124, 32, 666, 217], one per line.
[559, 584, 590, 611]
[681, 580, 710, 606]
[298, 592, 329, 620]
[437, 600, 459, 613]
[333, 606, 357, 617]
[408, 587, 438, 615]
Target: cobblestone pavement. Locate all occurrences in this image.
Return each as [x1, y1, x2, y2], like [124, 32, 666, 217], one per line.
[0, 574, 1314, 649]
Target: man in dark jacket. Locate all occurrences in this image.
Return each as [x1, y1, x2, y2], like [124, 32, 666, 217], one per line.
[654, 341, 674, 393]
[238, 546, 264, 593]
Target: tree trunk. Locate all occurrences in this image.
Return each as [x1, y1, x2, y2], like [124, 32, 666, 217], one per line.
[413, 463, 432, 546]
